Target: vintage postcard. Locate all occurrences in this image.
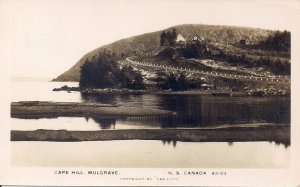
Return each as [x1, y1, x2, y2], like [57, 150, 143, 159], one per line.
[1, 0, 300, 186]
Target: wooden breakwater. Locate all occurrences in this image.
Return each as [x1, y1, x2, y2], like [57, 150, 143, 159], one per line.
[11, 124, 290, 145]
[11, 101, 174, 119]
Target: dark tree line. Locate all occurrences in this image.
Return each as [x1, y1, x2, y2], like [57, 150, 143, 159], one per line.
[216, 51, 290, 75]
[160, 28, 177, 47]
[80, 49, 144, 89]
[259, 30, 291, 51]
[164, 73, 188, 90]
[119, 65, 145, 89]
[155, 71, 205, 91]
[181, 41, 211, 58]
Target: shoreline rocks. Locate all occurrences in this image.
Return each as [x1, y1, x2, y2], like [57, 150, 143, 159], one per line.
[246, 87, 289, 97]
[81, 88, 147, 95]
[52, 85, 290, 97]
[52, 85, 80, 92]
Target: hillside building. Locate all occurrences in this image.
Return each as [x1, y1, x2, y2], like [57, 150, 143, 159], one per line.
[175, 34, 186, 47]
[192, 35, 205, 43]
[239, 39, 250, 45]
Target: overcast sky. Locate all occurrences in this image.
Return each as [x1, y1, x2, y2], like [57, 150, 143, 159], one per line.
[1, 0, 300, 79]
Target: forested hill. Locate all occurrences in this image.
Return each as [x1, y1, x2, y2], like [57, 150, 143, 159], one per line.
[53, 24, 276, 82]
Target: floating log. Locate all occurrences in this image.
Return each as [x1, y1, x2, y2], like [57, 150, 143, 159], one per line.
[11, 101, 173, 119]
[11, 124, 290, 145]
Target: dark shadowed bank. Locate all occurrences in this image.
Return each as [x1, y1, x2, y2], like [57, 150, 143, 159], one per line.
[11, 124, 290, 146]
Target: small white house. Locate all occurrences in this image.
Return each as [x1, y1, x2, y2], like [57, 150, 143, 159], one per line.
[176, 34, 186, 46]
[192, 36, 199, 41]
[192, 35, 205, 42]
[176, 34, 186, 43]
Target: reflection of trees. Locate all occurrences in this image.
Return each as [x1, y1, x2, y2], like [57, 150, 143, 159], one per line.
[162, 140, 177, 147]
[158, 95, 203, 128]
[157, 95, 290, 128]
[80, 93, 117, 105]
[227, 142, 234, 146]
[81, 94, 290, 129]
[271, 140, 290, 148]
[91, 117, 116, 129]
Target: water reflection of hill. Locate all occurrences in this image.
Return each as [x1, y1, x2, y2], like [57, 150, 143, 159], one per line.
[88, 117, 116, 129]
[158, 95, 290, 128]
[82, 94, 290, 129]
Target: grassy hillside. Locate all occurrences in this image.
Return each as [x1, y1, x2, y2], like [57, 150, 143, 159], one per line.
[53, 24, 277, 82]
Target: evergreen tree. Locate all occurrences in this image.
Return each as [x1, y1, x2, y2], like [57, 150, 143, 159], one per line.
[80, 50, 145, 89]
[171, 28, 177, 46]
[260, 30, 291, 51]
[166, 30, 172, 46]
[160, 28, 178, 47]
[160, 31, 167, 46]
[119, 65, 145, 89]
[79, 49, 119, 88]
[177, 73, 188, 90]
[167, 73, 177, 89]
[79, 59, 94, 88]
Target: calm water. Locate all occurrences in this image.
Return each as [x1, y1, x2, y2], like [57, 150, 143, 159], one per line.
[12, 77, 80, 102]
[12, 79, 290, 130]
[11, 79, 291, 168]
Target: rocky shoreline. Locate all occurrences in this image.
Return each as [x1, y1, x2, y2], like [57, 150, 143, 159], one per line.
[81, 88, 147, 95]
[52, 85, 80, 92]
[53, 85, 290, 97]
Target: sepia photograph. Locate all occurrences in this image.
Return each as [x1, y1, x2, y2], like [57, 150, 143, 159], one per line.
[1, 0, 300, 186]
